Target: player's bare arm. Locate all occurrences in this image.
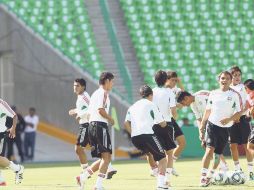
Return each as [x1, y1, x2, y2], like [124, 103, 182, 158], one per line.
[98, 108, 115, 125]
[200, 109, 211, 141]
[220, 110, 245, 126]
[124, 121, 131, 134]
[8, 114, 17, 138]
[171, 107, 178, 120]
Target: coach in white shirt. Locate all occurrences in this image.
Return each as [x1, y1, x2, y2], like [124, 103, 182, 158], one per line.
[24, 107, 39, 161]
[124, 85, 170, 190]
[199, 71, 243, 187]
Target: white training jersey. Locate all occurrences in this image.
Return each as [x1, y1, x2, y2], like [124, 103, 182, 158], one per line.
[153, 87, 176, 122]
[89, 87, 110, 124]
[75, 91, 90, 124]
[230, 83, 247, 114]
[0, 99, 15, 132]
[190, 90, 210, 120]
[206, 89, 242, 128]
[171, 86, 182, 96]
[24, 114, 39, 133]
[125, 99, 164, 137]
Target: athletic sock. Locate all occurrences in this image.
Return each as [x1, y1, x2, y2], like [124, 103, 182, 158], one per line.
[234, 161, 241, 171]
[81, 163, 89, 171]
[157, 173, 166, 187]
[165, 168, 172, 182]
[95, 173, 106, 188]
[248, 162, 253, 173]
[9, 161, 20, 172]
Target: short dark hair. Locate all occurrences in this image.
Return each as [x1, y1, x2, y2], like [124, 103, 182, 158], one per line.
[99, 72, 114, 85]
[29, 107, 36, 112]
[244, 79, 254, 86]
[176, 91, 191, 103]
[218, 71, 232, 80]
[154, 70, 167, 87]
[229, 66, 242, 75]
[75, 78, 86, 89]
[244, 79, 254, 91]
[167, 71, 178, 79]
[140, 85, 153, 98]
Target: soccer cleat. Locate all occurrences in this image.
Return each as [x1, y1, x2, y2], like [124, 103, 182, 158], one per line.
[199, 177, 212, 187]
[76, 176, 85, 190]
[106, 169, 117, 179]
[156, 186, 169, 190]
[150, 168, 158, 177]
[172, 168, 179, 177]
[15, 165, 24, 184]
[93, 187, 105, 190]
[249, 172, 254, 181]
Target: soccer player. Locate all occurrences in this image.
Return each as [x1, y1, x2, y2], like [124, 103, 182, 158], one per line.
[124, 85, 170, 190]
[229, 66, 254, 180]
[76, 72, 115, 190]
[166, 71, 185, 176]
[0, 98, 24, 186]
[69, 78, 91, 174]
[244, 79, 254, 161]
[176, 90, 229, 172]
[150, 70, 176, 184]
[199, 71, 243, 187]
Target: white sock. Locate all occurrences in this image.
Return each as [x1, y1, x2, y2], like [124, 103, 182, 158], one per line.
[165, 168, 172, 182]
[234, 161, 241, 171]
[152, 167, 158, 175]
[201, 168, 208, 179]
[81, 163, 89, 171]
[107, 162, 114, 171]
[207, 169, 215, 178]
[95, 173, 105, 188]
[9, 161, 20, 172]
[173, 156, 178, 162]
[80, 167, 93, 180]
[248, 162, 253, 173]
[157, 174, 166, 187]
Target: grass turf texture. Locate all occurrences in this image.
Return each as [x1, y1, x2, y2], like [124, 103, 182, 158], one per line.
[1, 158, 254, 190]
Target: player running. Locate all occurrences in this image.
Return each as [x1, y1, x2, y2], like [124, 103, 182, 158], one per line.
[124, 85, 170, 190]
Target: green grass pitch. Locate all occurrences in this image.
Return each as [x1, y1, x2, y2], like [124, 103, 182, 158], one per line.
[1, 158, 254, 190]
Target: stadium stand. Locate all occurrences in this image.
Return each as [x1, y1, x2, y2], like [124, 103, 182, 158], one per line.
[1, 0, 104, 78]
[120, 0, 254, 122]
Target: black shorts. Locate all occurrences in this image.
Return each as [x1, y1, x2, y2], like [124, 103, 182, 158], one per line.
[171, 118, 184, 138]
[132, 134, 165, 161]
[229, 115, 251, 145]
[153, 122, 176, 151]
[76, 123, 90, 147]
[205, 121, 229, 155]
[88, 121, 112, 158]
[249, 125, 254, 144]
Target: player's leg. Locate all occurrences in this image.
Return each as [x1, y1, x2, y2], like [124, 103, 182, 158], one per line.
[219, 154, 229, 172]
[0, 156, 24, 184]
[0, 139, 6, 186]
[200, 146, 214, 187]
[229, 122, 242, 171]
[146, 153, 158, 176]
[171, 119, 186, 176]
[243, 144, 254, 180]
[75, 124, 89, 172]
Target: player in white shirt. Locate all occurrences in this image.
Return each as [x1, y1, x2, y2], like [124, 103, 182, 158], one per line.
[69, 78, 91, 174]
[165, 71, 185, 176]
[199, 71, 244, 187]
[0, 98, 24, 186]
[229, 66, 254, 180]
[149, 70, 176, 185]
[124, 85, 170, 190]
[77, 72, 115, 190]
[176, 90, 229, 172]
[244, 79, 254, 180]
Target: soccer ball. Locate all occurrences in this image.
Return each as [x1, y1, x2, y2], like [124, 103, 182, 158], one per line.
[227, 171, 244, 185]
[213, 171, 227, 185]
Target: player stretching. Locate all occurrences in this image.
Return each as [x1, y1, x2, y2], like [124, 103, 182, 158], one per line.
[245, 79, 254, 176]
[76, 72, 115, 190]
[176, 90, 229, 172]
[0, 98, 24, 186]
[124, 85, 170, 190]
[166, 71, 185, 176]
[229, 66, 254, 180]
[199, 71, 243, 187]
